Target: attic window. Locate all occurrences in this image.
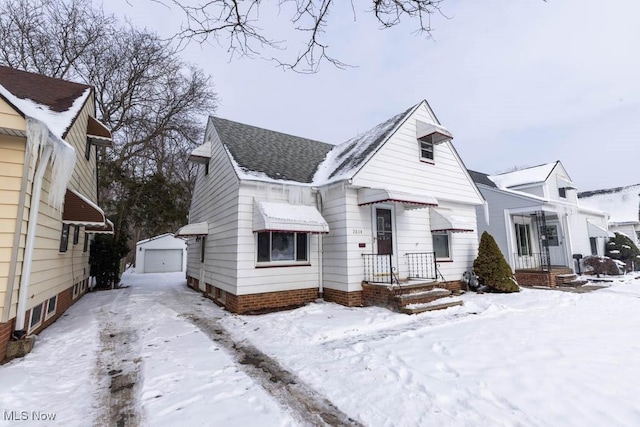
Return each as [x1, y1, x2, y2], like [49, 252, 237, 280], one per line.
[419, 140, 434, 162]
[558, 187, 567, 198]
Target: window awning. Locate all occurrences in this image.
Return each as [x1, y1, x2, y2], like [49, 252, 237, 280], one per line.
[357, 188, 438, 210]
[557, 176, 577, 190]
[253, 201, 329, 234]
[175, 222, 209, 237]
[62, 189, 106, 226]
[416, 120, 453, 144]
[85, 219, 114, 235]
[188, 142, 211, 164]
[430, 208, 475, 232]
[86, 116, 113, 148]
[587, 221, 614, 238]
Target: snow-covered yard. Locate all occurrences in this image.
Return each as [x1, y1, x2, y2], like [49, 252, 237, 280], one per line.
[1, 272, 640, 426]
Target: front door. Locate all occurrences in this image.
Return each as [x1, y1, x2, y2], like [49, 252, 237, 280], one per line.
[376, 208, 393, 255]
[546, 221, 566, 266]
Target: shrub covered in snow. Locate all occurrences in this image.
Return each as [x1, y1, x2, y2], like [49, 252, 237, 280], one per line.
[473, 231, 519, 293]
[582, 255, 622, 277]
[606, 232, 640, 271]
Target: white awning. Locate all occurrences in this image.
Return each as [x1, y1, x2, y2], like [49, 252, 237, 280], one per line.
[188, 142, 211, 164]
[557, 176, 577, 189]
[253, 201, 329, 234]
[416, 120, 453, 144]
[587, 221, 614, 238]
[357, 188, 438, 210]
[85, 219, 114, 235]
[176, 222, 209, 237]
[430, 208, 475, 232]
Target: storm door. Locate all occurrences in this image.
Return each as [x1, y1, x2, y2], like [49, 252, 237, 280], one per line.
[376, 208, 393, 255]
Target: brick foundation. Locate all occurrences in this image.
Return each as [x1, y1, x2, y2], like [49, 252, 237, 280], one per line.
[0, 319, 15, 364]
[322, 288, 363, 307]
[516, 269, 573, 288]
[1, 278, 89, 363]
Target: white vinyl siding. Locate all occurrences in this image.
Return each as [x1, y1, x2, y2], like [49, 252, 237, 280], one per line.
[185, 119, 241, 293]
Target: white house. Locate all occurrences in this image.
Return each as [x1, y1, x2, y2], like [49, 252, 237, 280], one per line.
[578, 183, 640, 247]
[470, 161, 612, 287]
[177, 101, 485, 314]
[135, 233, 187, 274]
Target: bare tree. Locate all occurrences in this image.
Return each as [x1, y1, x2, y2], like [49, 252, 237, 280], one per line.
[0, 0, 217, 245]
[168, 0, 446, 73]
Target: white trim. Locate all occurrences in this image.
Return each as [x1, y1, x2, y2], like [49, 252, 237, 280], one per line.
[44, 295, 57, 321]
[28, 303, 44, 333]
[432, 230, 452, 261]
[254, 231, 311, 267]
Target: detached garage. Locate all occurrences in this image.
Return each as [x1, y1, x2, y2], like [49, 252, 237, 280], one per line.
[135, 233, 187, 274]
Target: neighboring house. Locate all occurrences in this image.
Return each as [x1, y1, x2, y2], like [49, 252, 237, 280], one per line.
[470, 161, 611, 287]
[0, 66, 113, 362]
[578, 184, 640, 247]
[177, 100, 484, 314]
[135, 233, 187, 274]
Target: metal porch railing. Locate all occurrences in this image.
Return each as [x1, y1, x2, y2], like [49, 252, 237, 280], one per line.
[405, 252, 437, 280]
[513, 252, 550, 271]
[362, 254, 396, 284]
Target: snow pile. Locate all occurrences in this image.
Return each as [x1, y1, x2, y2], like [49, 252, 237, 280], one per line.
[3, 271, 640, 426]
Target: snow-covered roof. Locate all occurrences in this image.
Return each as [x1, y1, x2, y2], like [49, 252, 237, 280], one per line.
[579, 184, 640, 224]
[188, 141, 211, 164]
[313, 105, 417, 184]
[253, 200, 329, 234]
[0, 65, 91, 139]
[488, 162, 559, 189]
[210, 103, 420, 187]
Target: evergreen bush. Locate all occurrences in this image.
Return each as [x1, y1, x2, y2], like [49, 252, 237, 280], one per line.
[605, 232, 640, 271]
[473, 231, 519, 293]
[89, 230, 129, 288]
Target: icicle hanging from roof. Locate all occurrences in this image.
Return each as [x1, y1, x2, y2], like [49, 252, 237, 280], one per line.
[26, 117, 77, 211]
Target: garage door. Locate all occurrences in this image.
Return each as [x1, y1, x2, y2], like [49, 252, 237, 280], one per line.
[144, 249, 183, 273]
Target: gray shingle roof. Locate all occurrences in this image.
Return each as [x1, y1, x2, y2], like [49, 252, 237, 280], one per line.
[211, 117, 334, 183]
[467, 170, 497, 188]
[327, 106, 415, 180]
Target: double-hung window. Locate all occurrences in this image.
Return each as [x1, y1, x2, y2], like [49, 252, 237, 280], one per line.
[419, 139, 434, 162]
[433, 231, 451, 260]
[257, 232, 309, 265]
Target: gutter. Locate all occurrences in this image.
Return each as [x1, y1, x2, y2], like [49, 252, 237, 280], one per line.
[14, 143, 53, 337]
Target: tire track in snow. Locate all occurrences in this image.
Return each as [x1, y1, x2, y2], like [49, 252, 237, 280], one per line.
[94, 287, 144, 427]
[160, 291, 362, 427]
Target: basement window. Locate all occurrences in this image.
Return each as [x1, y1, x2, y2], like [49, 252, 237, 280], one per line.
[28, 303, 44, 333]
[72, 282, 80, 299]
[45, 296, 57, 320]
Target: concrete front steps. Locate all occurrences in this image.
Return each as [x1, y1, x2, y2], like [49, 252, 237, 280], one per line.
[362, 280, 464, 314]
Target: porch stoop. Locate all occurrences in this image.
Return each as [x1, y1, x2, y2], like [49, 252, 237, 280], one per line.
[362, 281, 464, 314]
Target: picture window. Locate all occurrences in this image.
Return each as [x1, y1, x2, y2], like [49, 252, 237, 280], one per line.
[257, 232, 309, 264]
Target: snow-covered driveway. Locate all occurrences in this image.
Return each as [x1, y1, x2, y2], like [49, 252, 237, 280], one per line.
[1, 272, 640, 426]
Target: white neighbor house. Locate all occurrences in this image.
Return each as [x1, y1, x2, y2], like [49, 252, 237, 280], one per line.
[469, 162, 611, 287]
[135, 233, 187, 274]
[178, 101, 485, 313]
[578, 183, 640, 247]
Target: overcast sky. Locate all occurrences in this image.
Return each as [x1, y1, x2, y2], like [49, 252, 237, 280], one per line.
[107, 0, 640, 191]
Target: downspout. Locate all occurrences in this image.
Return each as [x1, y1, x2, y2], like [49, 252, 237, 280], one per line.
[2, 137, 31, 323]
[13, 144, 53, 338]
[563, 211, 575, 272]
[316, 190, 324, 297]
